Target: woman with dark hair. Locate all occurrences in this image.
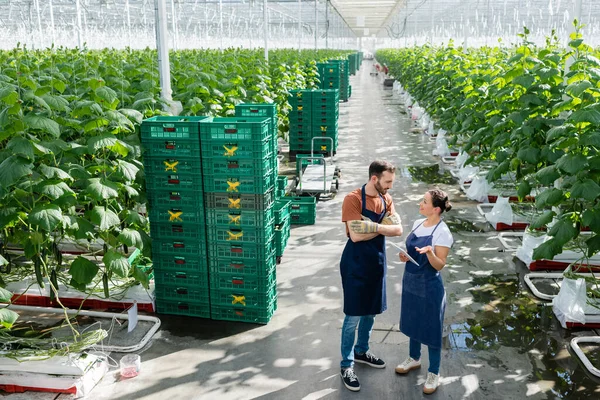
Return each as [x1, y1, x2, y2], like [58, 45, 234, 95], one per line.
[395, 189, 453, 395]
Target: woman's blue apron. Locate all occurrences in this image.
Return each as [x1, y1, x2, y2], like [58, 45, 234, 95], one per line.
[399, 220, 446, 348]
[340, 185, 387, 316]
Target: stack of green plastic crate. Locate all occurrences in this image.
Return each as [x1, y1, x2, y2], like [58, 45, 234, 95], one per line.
[328, 59, 350, 102]
[357, 52, 363, 69]
[317, 62, 341, 92]
[235, 103, 279, 180]
[289, 197, 317, 225]
[348, 53, 357, 76]
[141, 116, 212, 318]
[200, 117, 277, 324]
[288, 89, 340, 157]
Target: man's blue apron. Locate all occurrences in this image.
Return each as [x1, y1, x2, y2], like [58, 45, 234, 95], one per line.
[400, 220, 446, 348]
[340, 185, 387, 316]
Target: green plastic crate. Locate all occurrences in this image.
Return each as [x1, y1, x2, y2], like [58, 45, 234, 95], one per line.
[275, 217, 291, 257]
[210, 282, 276, 309]
[156, 300, 211, 318]
[235, 103, 277, 119]
[205, 191, 274, 211]
[202, 172, 274, 194]
[208, 252, 276, 276]
[141, 116, 210, 141]
[201, 137, 272, 160]
[312, 89, 340, 102]
[152, 238, 208, 258]
[276, 176, 288, 191]
[205, 207, 274, 229]
[207, 224, 275, 245]
[154, 268, 209, 287]
[210, 299, 275, 324]
[274, 199, 292, 224]
[202, 157, 273, 178]
[155, 282, 210, 303]
[142, 139, 202, 158]
[147, 188, 204, 209]
[150, 221, 206, 242]
[289, 197, 317, 225]
[208, 238, 274, 261]
[143, 155, 203, 177]
[148, 203, 205, 225]
[145, 172, 202, 192]
[200, 117, 271, 142]
[210, 270, 276, 292]
[152, 252, 208, 274]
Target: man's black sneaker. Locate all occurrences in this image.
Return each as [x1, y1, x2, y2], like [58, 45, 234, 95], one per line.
[340, 368, 360, 391]
[354, 351, 386, 368]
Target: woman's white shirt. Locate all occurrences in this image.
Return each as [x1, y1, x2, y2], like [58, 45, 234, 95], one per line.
[410, 218, 454, 248]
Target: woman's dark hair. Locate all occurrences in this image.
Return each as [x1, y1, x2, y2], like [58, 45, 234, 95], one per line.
[369, 160, 396, 179]
[429, 189, 452, 213]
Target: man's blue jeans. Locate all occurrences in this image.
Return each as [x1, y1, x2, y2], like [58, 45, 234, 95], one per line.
[340, 314, 375, 369]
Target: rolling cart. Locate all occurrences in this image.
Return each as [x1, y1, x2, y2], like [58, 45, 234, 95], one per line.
[292, 137, 340, 200]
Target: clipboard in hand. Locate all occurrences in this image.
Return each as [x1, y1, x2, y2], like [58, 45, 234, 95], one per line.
[389, 242, 419, 265]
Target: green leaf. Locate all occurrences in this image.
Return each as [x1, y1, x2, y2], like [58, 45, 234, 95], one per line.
[103, 250, 129, 278]
[586, 235, 600, 258]
[580, 132, 600, 147]
[571, 179, 600, 201]
[132, 266, 150, 290]
[53, 80, 67, 94]
[0, 308, 19, 329]
[118, 228, 144, 248]
[566, 80, 592, 98]
[583, 209, 600, 233]
[0, 286, 13, 302]
[118, 108, 143, 124]
[0, 155, 33, 188]
[39, 164, 72, 180]
[87, 133, 117, 151]
[86, 178, 119, 201]
[519, 94, 543, 106]
[95, 86, 118, 104]
[568, 108, 600, 125]
[111, 140, 130, 157]
[139, 229, 152, 257]
[517, 147, 540, 164]
[513, 75, 535, 89]
[535, 188, 564, 208]
[24, 113, 61, 138]
[125, 211, 147, 226]
[7, 136, 34, 160]
[517, 180, 532, 200]
[548, 218, 578, 246]
[116, 160, 139, 181]
[535, 165, 561, 185]
[0, 87, 19, 105]
[28, 204, 63, 232]
[41, 94, 70, 112]
[532, 239, 562, 261]
[38, 180, 74, 200]
[530, 210, 556, 229]
[90, 206, 120, 230]
[68, 216, 97, 240]
[546, 125, 571, 142]
[84, 118, 110, 133]
[69, 256, 99, 285]
[556, 153, 588, 175]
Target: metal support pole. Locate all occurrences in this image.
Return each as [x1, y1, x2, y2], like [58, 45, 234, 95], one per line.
[219, 0, 224, 51]
[49, 0, 55, 46]
[154, 0, 172, 102]
[264, 0, 269, 61]
[170, 0, 178, 50]
[126, 0, 132, 49]
[325, 0, 329, 49]
[34, 0, 43, 49]
[314, 0, 318, 50]
[75, 0, 83, 48]
[298, 0, 302, 51]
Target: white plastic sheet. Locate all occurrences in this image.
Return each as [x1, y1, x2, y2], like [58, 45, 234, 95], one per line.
[455, 151, 468, 168]
[553, 278, 588, 328]
[485, 196, 513, 226]
[411, 104, 423, 121]
[466, 175, 491, 202]
[433, 137, 450, 157]
[457, 165, 479, 183]
[515, 230, 547, 266]
[427, 120, 435, 136]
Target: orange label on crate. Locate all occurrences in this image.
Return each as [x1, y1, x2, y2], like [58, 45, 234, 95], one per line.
[223, 145, 238, 157]
[227, 181, 241, 192]
[229, 215, 241, 224]
[227, 231, 244, 241]
[164, 160, 179, 172]
[232, 295, 246, 306]
[168, 210, 183, 222]
[228, 198, 241, 209]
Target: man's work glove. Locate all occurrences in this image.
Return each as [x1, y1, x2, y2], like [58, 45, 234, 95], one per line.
[381, 212, 401, 226]
[349, 220, 378, 234]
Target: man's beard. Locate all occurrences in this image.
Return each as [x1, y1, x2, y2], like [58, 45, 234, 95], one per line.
[374, 180, 387, 195]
